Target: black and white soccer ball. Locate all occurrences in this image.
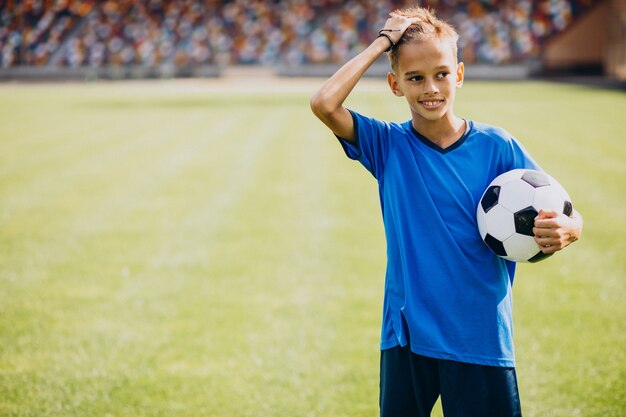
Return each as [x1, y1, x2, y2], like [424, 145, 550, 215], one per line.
[476, 169, 573, 263]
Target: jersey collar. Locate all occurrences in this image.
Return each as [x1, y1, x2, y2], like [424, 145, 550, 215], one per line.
[409, 120, 472, 154]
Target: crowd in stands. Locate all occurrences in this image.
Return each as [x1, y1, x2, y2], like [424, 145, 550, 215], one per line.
[0, 0, 598, 68]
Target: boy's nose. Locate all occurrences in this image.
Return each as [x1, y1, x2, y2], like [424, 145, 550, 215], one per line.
[424, 79, 439, 94]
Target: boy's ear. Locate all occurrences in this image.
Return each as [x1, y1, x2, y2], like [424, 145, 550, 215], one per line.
[456, 62, 465, 88]
[387, 72, 404, 97]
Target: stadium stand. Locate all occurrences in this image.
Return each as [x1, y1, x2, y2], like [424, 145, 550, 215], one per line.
[1, 0, 619, 81]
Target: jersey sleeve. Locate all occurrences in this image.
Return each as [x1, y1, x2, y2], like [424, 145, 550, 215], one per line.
[507, 135, 542, 172]
[336, 110, 391, 180]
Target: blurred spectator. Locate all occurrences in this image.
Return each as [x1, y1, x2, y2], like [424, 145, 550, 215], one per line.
[0, 0, 93, 67]
[0, 0, 599, 68]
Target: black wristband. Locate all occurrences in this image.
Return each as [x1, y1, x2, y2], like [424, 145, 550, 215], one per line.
[377, 30, 395, 52]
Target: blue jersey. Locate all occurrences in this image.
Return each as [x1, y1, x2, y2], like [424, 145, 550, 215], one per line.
[338, 110, 540, 367]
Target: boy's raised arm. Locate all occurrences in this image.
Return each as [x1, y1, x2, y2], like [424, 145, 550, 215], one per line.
[310, 13, 416, 143]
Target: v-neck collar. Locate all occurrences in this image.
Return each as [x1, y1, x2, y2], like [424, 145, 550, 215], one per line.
[409, 120, 472, 154]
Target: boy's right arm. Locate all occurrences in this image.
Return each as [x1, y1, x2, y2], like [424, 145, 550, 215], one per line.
[309, 13, 416, 143]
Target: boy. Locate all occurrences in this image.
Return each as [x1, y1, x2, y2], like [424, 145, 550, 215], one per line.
[310, 7, 583, 417]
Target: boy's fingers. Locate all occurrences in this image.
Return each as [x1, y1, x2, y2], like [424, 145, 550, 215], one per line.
[535, 209, 558, 220]
[387, 13, 419, 25]
[534, 236, 562, 253]
[534, 210, 563, 229]
[533, 227, 558, 237]
[534, 218, 556, 229]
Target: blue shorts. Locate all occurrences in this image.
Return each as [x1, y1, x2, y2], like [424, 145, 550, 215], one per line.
[380, 346, 522, 417]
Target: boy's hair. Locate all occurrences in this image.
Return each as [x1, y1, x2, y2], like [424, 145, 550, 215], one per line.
[388, 7, 459, 72]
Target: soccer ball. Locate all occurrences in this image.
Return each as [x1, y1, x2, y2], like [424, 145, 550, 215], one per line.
[476, 169, 573, 263]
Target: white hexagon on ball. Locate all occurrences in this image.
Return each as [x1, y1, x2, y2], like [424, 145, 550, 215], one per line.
[498, 179, 535, 212]
[533, 186, 566, 213]
[484, 205, 515, 241]
[502, 234, 540, 262]
[489, 169, 524, 187]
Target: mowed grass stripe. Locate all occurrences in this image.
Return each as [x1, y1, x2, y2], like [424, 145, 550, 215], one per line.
[207, 102, 342, 415]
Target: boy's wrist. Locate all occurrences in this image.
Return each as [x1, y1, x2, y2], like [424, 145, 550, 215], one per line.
[377, 30, 396, 52]
[377, 29, 401, 52]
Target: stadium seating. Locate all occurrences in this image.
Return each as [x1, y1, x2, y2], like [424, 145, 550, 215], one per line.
[0, 0, 598, 68]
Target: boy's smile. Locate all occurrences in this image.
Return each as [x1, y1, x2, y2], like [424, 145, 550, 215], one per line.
[419, 99, 445, 110]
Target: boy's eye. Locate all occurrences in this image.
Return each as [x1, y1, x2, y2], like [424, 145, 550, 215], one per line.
[408, 72, 449, 81]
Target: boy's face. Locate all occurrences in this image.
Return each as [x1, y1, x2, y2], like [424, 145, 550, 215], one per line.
[388, 38, 464, 125]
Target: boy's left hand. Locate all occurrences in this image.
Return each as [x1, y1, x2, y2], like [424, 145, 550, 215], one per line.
[533, 209, 583, 254]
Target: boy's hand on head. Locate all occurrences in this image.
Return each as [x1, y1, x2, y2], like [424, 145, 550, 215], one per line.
[533, 209, 581, 254]
[381, 13, 419, 45]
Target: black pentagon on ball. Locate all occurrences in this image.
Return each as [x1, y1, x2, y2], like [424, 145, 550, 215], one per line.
[484, 234, 507, 257]
[563, 201, 573, 216]
[521, 170, 550, 188]
[514, 206, 538, 236]
[481, 186, 500, 213]
[528, 251, 554, 263]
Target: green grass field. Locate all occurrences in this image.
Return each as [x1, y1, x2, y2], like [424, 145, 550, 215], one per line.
[0, 78, 624, 417]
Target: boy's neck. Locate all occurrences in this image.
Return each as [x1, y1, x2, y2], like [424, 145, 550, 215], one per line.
[412, 115, 466, 149]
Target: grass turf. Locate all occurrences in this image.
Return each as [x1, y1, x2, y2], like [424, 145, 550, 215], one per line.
[0, 79, 624, 416]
